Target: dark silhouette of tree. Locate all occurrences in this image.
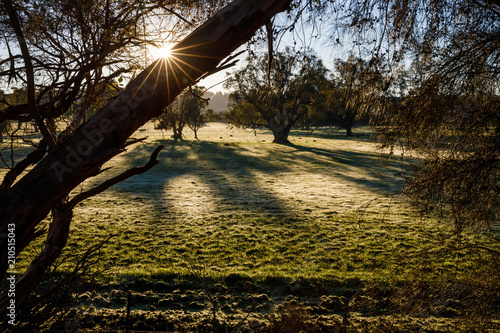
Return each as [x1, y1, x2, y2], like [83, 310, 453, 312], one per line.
[296, 0, 499, 232]
[156, 86, 209, 140]
[0, 0, 292, 313]
[302, 56, 374, 136]
[330, 56, 370, 136]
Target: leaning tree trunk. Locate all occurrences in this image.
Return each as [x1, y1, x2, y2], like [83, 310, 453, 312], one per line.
[0, 0, 291, 312]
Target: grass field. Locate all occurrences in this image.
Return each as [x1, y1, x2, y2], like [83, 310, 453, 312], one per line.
[41, 123, 423, 280]
[4, 123, 500, 331]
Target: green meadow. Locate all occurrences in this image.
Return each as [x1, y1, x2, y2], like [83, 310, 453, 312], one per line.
[7, 123, 500, 331]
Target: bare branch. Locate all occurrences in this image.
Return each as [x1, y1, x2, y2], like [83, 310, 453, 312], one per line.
[0, 140, 47, 191]
[67, 145, 164, 208]
[2, 0, 57, 148]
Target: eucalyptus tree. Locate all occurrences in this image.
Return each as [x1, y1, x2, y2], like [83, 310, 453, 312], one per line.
[185, 87, 210, 140]
[225, 49, 329, 143]
[307, 56, 376, 136]
[0, 0, 292, 315]
[156, 86, 209, 139]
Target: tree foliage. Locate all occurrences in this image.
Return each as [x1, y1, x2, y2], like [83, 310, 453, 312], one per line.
[324, 0, 500, 231]
[225, 49, 329, 143]
[156, 86, 209, 139]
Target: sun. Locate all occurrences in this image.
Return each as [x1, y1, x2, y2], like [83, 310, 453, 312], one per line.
[151, 44, 173, 59]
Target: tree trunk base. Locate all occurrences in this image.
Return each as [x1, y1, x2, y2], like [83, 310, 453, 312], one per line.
[272, 138, 291, 144]
[171, 133, 183, 139]
[272, 127, 291, 144]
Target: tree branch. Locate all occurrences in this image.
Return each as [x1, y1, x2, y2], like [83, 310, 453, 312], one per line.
[0, 140, 47, 191]
[2, 0, 57, 148]
[68, 145, 164, 208]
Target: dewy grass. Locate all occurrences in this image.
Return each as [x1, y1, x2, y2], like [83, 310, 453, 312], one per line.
[10, 123, 498, 284]
[6, 123, 500, 332]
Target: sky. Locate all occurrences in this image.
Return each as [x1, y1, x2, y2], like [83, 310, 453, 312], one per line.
[0, 10, 348, 96]
[196, 24, 347, 94]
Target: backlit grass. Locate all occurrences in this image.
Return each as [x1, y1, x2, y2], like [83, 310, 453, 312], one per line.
[5, 123, 500, 331]
[10, 123, 495, 284]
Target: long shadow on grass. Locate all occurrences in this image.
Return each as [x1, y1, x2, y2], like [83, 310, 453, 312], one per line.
[285, 144, 406, 194]
[108, 138, 405, 221]
[110, 139, 294, 218]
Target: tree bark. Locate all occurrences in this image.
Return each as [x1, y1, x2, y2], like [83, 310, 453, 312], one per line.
[271, 125, 292, 144]
[269, 114, 294, 144]
[9, 203, 73, 307]
[346, 126, 353, 137]
[0, 0, 292, 301]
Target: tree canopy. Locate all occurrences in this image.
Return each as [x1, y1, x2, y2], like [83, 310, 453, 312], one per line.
[225, 49, 329, 143]
[334, 0, 500, 230]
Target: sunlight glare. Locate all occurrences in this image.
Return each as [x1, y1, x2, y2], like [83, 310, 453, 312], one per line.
[152, 44, 173, 59]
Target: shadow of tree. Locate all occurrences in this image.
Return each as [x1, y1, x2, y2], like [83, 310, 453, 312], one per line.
[102, 137, 405, 221]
